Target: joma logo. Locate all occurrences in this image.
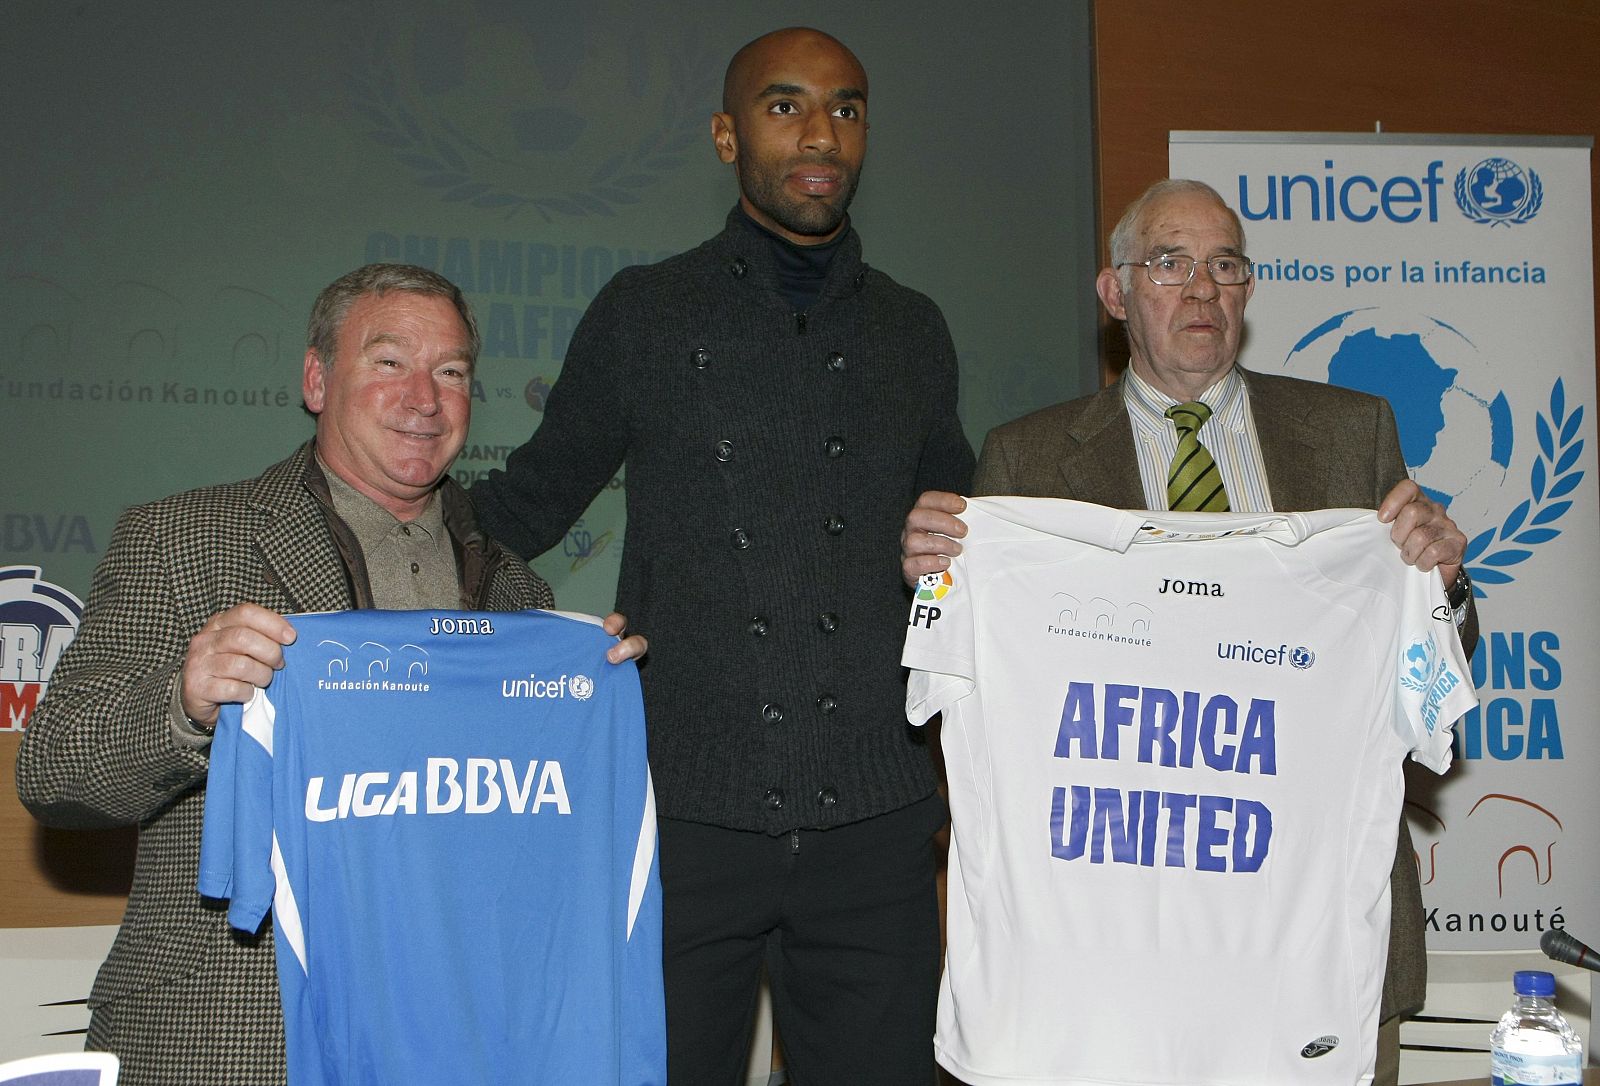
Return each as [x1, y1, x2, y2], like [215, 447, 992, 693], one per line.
[1158, 578, 1224, 596]
[429, 617, 496, 635]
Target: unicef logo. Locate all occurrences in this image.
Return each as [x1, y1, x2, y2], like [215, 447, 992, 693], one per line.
[1285, 308, 1584, 597]
[916, 571, 954, 602]
[1401, 637, 1440, 693]
[569, 675, 594, 701]
[1454, 157, 1543, 227]
[344, 13, 716, 220]
[1289, 646, 1315, 670]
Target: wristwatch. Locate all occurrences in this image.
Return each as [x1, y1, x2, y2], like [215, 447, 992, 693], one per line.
[1445, 567, 1473, 627]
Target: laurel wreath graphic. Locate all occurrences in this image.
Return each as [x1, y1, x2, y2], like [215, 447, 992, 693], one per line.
[348, 29, 716, 221]
[1461, 378, 1583, 595]
[1453, 165, 1544, 227]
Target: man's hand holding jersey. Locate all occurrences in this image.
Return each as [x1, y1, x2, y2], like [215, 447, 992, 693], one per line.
[179, 603, 648, 730]
[900, 482, 1467, 590]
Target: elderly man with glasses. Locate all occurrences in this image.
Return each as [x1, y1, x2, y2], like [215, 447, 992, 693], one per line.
[902, 178, 1479, 1085]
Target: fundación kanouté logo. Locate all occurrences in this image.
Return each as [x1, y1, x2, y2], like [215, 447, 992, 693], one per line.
[1045, 592, 1154, 647]
[1454, 157, 1543, 227]
[316, 639, 432, 693]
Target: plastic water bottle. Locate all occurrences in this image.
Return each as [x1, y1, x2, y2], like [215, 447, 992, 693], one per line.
[1489, 969, 1583, 1085]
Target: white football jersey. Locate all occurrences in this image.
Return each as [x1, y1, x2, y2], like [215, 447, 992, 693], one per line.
[903, 498, 1476, 1086]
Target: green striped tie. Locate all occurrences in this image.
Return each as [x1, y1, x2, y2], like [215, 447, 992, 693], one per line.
[1165, 401, 1230, 512]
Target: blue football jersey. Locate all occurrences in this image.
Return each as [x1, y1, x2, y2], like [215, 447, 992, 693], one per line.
[199, 609, 664, 1085]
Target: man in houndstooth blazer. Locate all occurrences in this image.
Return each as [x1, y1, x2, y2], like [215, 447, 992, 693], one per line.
[16, 264, 642, 1085]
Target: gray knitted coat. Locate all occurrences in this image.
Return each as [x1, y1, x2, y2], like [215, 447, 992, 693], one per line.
[474, 209, 976, 833]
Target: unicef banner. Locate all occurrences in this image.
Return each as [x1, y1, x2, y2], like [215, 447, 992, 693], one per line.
[1169, 133, 1597, 951]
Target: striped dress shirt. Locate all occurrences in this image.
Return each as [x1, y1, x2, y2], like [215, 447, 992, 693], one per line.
[1124, 366, 1274, 513]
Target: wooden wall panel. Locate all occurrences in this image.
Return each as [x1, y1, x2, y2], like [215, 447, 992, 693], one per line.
[1092, 0, 1598, 379]
[1, 735, 134, 928]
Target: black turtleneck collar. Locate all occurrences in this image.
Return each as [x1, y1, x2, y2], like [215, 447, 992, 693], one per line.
[733, 204, 849, 313]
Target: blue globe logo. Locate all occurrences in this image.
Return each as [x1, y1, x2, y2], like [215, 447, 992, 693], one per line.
[1283, 309, 1514, 529]
[1454, 157, 1543, 227]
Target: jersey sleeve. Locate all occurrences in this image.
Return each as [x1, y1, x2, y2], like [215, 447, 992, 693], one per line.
[196, 700, 242, 901]
[901, 555, 977, 726]
[1392, 568, 1478, 773]
[196, 686, 280, 933]
[603, 652, 666, 1086]
[621, 765, 666, 1086]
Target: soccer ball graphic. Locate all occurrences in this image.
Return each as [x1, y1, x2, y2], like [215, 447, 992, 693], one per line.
[916, 571, 953, 602]
[1282, 307, 1513, 530]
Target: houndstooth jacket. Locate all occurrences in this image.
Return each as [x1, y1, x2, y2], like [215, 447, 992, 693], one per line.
[15, 442, 552, 1086]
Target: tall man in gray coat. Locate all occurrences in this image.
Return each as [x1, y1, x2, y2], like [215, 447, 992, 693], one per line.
[902, 179, 1479, 1086]
[17, 263, 644, 1086]
[473, 27, 973, 1085]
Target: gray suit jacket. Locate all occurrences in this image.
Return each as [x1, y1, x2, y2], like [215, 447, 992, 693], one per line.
[972, 368, 1477, 1022]
[16, 443, 551, 1086]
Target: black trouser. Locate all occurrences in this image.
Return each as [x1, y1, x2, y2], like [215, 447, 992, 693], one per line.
[658, 795, 946, 1085]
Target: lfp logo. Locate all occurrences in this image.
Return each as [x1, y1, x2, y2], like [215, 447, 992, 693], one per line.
[910, 571, 953, 630]
[0, 565, 83, 731]
[1455, 157, 1543, 227]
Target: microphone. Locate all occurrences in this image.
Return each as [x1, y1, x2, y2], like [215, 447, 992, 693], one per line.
[1540, 929, 1600, 973]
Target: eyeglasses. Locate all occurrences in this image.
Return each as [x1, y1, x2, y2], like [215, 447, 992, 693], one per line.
[1117, 254, 1253, 286]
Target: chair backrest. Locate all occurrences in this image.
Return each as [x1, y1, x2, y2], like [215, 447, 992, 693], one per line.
[0, 1052, 119, 1085]
[1399, 948, 1590, 1085]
